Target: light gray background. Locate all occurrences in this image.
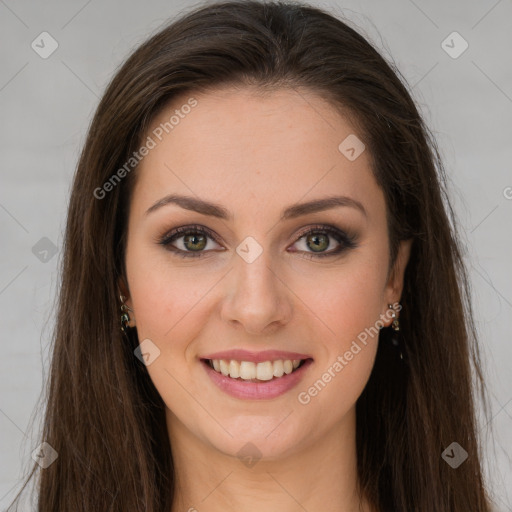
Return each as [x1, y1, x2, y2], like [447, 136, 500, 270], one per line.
[1, 0, 511, 509]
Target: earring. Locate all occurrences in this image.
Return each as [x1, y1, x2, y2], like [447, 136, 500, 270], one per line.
[119, 294, 134, 333]
[387, 303, 404, 361]
[387, 303, 400, 331]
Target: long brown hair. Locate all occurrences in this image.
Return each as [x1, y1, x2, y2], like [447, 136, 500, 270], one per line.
[9, 1, 492, 510]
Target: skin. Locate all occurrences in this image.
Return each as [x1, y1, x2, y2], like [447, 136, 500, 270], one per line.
[119, 86, 411, 512]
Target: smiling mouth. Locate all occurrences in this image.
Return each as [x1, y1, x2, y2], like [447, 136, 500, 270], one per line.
[201, 358, 311, 382]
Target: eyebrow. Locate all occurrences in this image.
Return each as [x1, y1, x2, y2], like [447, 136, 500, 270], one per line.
[145, 194, 367, 220]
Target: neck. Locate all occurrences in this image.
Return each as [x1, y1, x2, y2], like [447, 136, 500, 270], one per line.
[167, 406, 374, 512]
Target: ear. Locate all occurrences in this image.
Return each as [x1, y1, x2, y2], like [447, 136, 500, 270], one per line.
[117, 276, 130, 300]
[117, 277, 133, 309]
[382, 238, 413, 324]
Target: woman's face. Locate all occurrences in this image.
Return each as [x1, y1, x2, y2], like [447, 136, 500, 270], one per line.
[121, 86, 410, 460]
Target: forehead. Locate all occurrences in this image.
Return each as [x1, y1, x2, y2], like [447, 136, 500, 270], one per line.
[131, 86, 383, 223]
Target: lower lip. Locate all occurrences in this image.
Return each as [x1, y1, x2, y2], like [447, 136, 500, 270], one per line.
[201, 358, 313, 400]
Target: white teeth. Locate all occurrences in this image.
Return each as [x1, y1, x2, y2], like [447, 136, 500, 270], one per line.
[208, 358, 305, 381]
[273, 359, 284, 377]
[239, 361, 256, 380]
[219, 359, 230, 377]
[256, 361, 274, 381]
[229, 359, 240, 378]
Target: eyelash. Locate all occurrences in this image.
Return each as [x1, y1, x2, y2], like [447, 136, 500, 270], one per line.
[157, 223, 357, 260]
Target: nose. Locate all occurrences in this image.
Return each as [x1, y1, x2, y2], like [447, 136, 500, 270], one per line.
[220, 249, 293, 335]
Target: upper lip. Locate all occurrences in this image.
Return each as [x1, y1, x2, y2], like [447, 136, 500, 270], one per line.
[200, 349, 313, 363]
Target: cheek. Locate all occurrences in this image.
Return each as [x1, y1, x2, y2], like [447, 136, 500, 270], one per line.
[293, 261, 386, 408]
[126, 263, 215, 408]
[299, 254, 388, 343]
[125, 231, 214, 323]
[128, 267, 216, 344]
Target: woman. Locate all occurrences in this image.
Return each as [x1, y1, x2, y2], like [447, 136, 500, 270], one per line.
[10, 1, 492, 510]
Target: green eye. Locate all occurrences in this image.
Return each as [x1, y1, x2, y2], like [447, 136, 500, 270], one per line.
[290, 225, 357, 259]
[159, 224, 357, 259]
